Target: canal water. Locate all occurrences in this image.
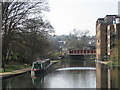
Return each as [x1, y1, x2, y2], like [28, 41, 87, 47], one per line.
[2, 59, 119, 88]
[96, 63, 120, 88]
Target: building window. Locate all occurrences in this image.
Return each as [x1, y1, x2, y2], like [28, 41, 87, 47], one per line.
[108, 44, 110, 47]
[98, 40, 100, 43]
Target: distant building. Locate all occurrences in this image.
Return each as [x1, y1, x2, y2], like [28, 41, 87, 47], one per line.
[96, 15, 120, 61]
[86, 44, 96, 50]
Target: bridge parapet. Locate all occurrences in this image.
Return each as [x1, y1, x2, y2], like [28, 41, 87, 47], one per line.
[68, 50, 96, 55]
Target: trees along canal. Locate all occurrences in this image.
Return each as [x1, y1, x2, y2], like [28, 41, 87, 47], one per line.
[63, 29, 95, 50]
[47, 29, 96, 60]
[2, 0, 54, 71]
[11, 18, 54, 64]
[110, 40, 120, 66]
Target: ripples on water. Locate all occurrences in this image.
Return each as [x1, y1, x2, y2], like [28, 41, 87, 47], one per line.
[2, 60, 96, 88]
[2, 60, 119, 88]
[43, 70, 96, 88]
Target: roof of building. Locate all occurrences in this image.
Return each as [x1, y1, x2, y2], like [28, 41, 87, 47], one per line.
[97, 18, 104, 20]
[96, 15, 120, 26]
[98, 15, 118, 21]
[116, 16, 120, 18]
[105, 15, 117, 17]
[104, 15, 118, 20]
[96, 18, 104, 23]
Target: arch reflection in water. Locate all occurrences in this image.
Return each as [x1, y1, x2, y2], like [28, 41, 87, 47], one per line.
[56, 67, 96, 71]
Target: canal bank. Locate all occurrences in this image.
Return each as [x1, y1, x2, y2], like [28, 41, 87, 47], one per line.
[0, 67, 31, 79]
[0, 60, 60, 79]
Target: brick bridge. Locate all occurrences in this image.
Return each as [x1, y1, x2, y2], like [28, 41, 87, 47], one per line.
[68, 50, 96, 60]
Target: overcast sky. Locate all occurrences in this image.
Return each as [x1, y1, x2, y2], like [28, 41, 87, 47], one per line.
[44, 0, 120, 36]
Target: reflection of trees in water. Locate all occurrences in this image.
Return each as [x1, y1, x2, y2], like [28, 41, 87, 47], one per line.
[2, 72, 34, 88]
[52, 59, 96, 70]
[68, 60, 96, 67]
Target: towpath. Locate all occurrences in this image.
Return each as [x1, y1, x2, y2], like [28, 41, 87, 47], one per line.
[0, 67, 31, 79]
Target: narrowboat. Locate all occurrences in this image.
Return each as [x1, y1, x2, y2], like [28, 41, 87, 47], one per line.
[31, 59, 52, 74]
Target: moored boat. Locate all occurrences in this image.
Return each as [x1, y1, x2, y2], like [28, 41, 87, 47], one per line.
[31, 59, 52, 74]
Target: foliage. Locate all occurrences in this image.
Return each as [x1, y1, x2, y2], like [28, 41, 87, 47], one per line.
[0, 64, 31, 72]
[10, 18, 53, 64]
[62, 29, 95, 50]
[110, 40, 120, 66]
[118, 41, 120, 66]
[2, 0, 54, 69]
[2, 1, 45, 62]
[47, 52, 62, 60]
[49, 29, 95, 54]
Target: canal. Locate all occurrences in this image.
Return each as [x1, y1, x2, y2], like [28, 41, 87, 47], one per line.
[2, 59, 119, 88]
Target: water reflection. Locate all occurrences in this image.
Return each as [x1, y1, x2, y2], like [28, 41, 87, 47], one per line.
[96, 62, 119, 88]
[2, 60, 96, 88]
[2, 59, 120, 89]
[31, 74, 44, 85]
[56, 67, 96, 71]
[31, 60, 96, 88]
[52, 60, 96, 70]
[31, 74, 45, 88]
[2, 72, 34, 88]
[43, 70, 96, 88]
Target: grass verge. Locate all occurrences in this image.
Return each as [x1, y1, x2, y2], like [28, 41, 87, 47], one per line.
[0, 64, 31, 73]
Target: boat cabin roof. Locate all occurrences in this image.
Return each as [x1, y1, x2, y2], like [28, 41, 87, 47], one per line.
[33, 59, 50, 64]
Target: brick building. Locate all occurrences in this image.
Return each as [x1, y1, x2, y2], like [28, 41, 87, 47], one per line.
[96, 15, 120, 61]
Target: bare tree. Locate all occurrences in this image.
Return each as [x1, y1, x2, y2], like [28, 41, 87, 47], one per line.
[65, 29, 95, 50]
[2, 0, 50, 70]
